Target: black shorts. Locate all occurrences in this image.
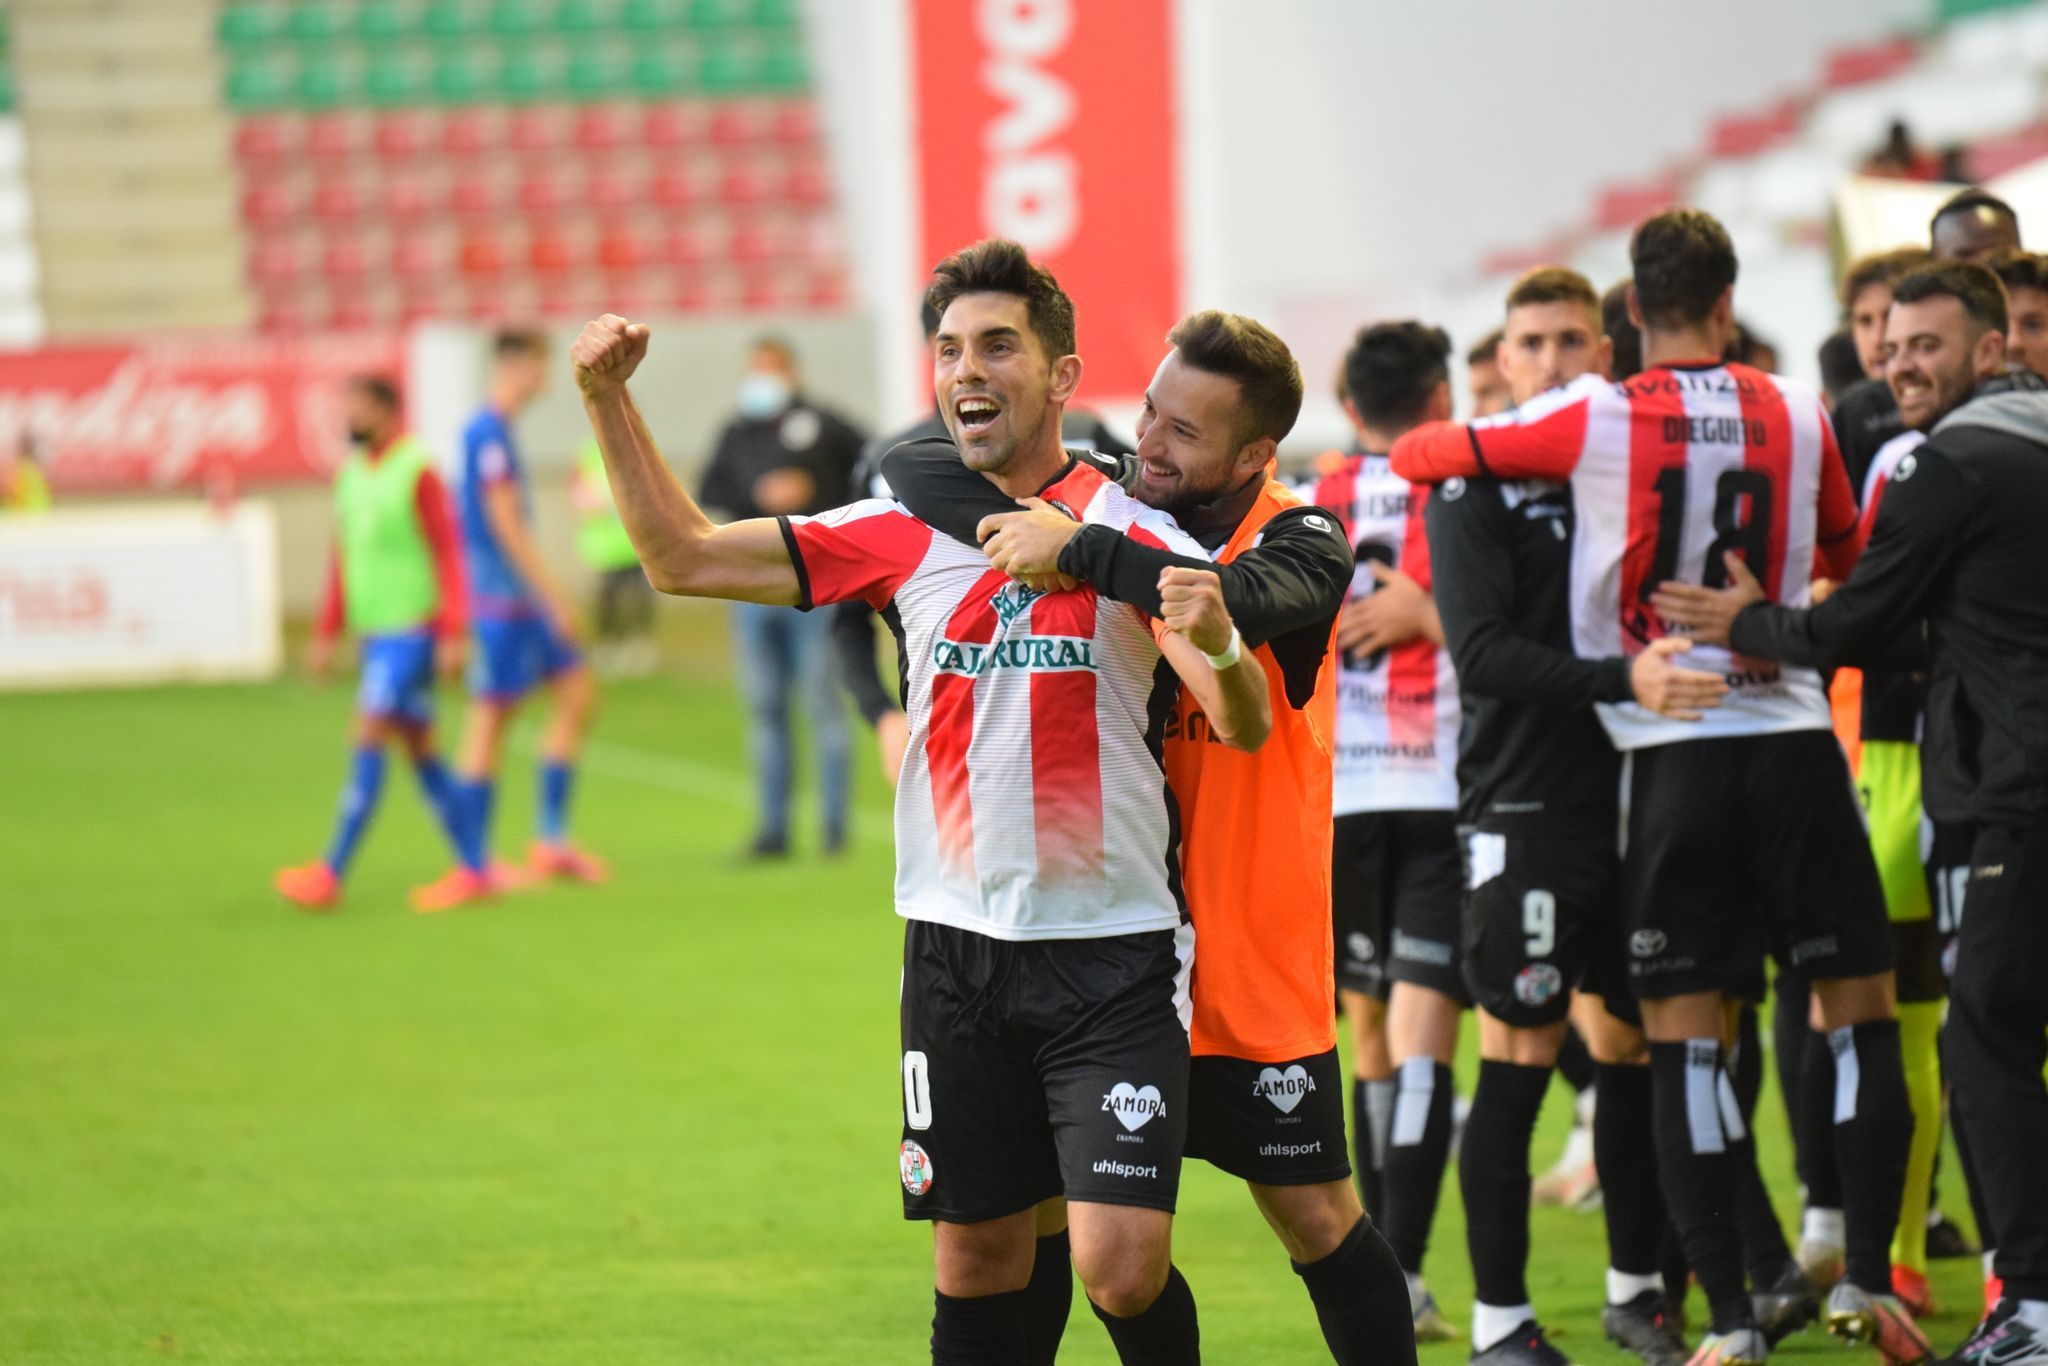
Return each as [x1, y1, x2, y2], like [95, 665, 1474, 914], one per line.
[1184, 1047, 1351, 1186]
[1461, 829, 1639, 1028]
[1331, 810, 1467, 1002]
[897, 918, 1193, 1223]
[1621, 731, 1892, 1000]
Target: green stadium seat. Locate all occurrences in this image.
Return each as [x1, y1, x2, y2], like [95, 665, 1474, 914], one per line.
[488, 0, 544, 38]
[226, 58, 290, 108]
[686, 0, 744, 28]
[421, 0, 478, 39]
[0, 71, 18, 115]
[620, 0, 678, 31]
[751, 0, 799, 28]
[432, 49, 485, 102]
[355, 1, 406, 41]
[218, 3, 283, 46]
[760, 35, 806, 90]
[563, 44, 623, 100]
[553, 0, 608, 34]
[296, 55, 348, 107]
[697, 39, 753, 92]
[496, 46, 549, 101]
[364, 54, 423, 106]
[629, 49, 685, 95]
[284, 3, 339, 44]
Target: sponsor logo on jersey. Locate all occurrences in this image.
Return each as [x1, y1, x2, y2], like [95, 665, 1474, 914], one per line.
[932, 634, 1095, 676]
[1102, 1082, 1166, 1132]
[1303, 513, 1334, 533]
[989, 581, 1046, 627]
[1091, 1158, 1160, 1179]
[1894, 453, 1917, 482]
[1514, 962, 1565, 1007]
[1392, 930, 1453, 967]
[899, 1139, 935, 1196]
[1631, 929, 1668, 958]
[1440, 477, 1466, 502]
[1346, 932, 1376, 964]
[1253, 1065, 1316, 1115]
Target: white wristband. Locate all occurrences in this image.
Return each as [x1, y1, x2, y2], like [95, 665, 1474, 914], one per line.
[1203, 627, 1243, 671]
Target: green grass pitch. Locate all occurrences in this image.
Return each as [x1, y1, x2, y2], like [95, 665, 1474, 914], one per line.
[0, 618, 1990, 1362]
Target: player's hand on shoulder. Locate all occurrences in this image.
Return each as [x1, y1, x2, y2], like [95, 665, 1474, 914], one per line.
[572, 314, 651, 398]
[977, 497, 1081, 579]
[1336, 562, 1428, 656]
[1158, 566, 1234, 658]
[1649, 550, 1765, 647]
[1629, 637, 1728, 721]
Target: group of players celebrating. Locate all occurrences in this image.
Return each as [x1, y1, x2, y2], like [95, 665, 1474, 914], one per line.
[286, 178, 2048, 1365]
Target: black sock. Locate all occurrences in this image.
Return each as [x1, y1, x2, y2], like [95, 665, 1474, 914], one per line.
[1773, 975, 1815, 1187]
[1351, 1077, 1389, 1219]
[1949, 1078, 1999, 1254]
[1090, 1263, 1199, 1366]
[1595, 1062, 1667, 1276]
[1460, 1059, 1550, 1308]
[1649, 1038, 1752, 1334]
[1381, 1058, 1455, 1274]
[1832, 1019, 1912, 1292]
[1557, 1024, 1597, 1095]
[933, 1288, 1029, 1365]
[1022, 1230, 1072, 1366]
[1728, 1012, 1797, 1284]
[1661, 1222, 1692, 1310]
[1798, 1026, 1844, 1211]
[1293, 1216, 1418, 1366]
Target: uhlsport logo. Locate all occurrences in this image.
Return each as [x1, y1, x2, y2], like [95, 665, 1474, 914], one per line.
[1631, 929, 1669, 958]
[1253, 1065, 1316, 1115]
[1103, 1082, 1165, 1132]
[900, 1139, 935, 1196]
[1514, 962, 1565, 1007]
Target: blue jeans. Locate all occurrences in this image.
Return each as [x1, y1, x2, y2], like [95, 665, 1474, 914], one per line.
[731, 601, 851, 841]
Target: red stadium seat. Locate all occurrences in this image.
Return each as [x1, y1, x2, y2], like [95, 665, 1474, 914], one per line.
[507, 106, 571, 156]
[382, 171, 440, 222]
[310, 176, 365, 224]
[321, 236, 373, 281]
[708, 102, 765, 148]
[248, 236, 306, 285]
[240, 181, 299, 228]
[439, 110, 492, 159]
[304, 113, 362, 160]
[516, 170, 569, 218]
[528, 227, 576, 276]
[372, 112, 434, 162]
[650, 166, 696, 211]
[658, 220, 712, 267]
[392, 233, 445, 281]
[597, 226, 647, 273]
[585, 165, 638, 215]
[670, 270, 709, 313]
[326, 291, 376, 331]
[786, 158, 830, 208]
[642, 101, 709, 150]
[459, 230, 508, 277]
[234, 115, 296, 163]
[573, 106, 630, 154]
[256, 285, 312, 333]
[769, 100, 817, 146]
[807, 269, 847, 311]
[728, 215, 780, 265]
[716, 160, 770, 208]
[449, 174, 501, 218]
[740, 271, 783, 312]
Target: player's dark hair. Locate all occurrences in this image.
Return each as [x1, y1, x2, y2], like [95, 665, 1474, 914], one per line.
[1988, 251, 2048, 298]
[1165, 309, 1304, 445]
[919, 295, 942, 341]
[348, 374, 401, 412]
[493, 328, 547, 359]
[925, 238, 1077, 361]
[1818, 329, 1865, 403]
[1602, 280, 1643, 380]
[1466, 327, 1504, 368]
[1505, 266, 1600, 319]
[1931, 187, 2020, 238]
[1840, 246, 1933, 313]
[1892, 260, 2009, 337]
[750, 334, 797, 367]
[1342, 321, 1451, 432]
[1630, 209, 1739, 330]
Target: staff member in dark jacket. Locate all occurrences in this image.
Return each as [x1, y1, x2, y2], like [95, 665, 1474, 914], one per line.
[1654, 262, 2048, 1366]
[699, 336, 866, 857]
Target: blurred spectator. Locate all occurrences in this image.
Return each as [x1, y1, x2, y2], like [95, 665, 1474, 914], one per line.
[571, 438, 658, 678]
[1860, 119, 1943, 181]
[1989, 252, 2048, 378]
[1727, 320, 1780, 373]
[1931, 188, 2022, 264]
[1602, 279, 1643, 380]
[0, 435, 49, 512]
[1818, 329, 1866, 411]
[1465, 327, 1510, 416]
[1841, 246, 1935, 379]
[699, 336, 866, 858]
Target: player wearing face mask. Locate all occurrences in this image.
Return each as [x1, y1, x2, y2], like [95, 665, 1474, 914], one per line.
[698, 336, 871, 859]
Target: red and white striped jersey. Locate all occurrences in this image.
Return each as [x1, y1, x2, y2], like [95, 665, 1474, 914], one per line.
[782, 460, 1203, 941]
[1861, 428, 1928, 532]
[1390, 362, 1863, 751]
[1300, 453, 1460, 813]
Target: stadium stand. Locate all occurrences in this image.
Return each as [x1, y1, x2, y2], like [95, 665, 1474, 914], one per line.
[218, 0, 847, 332]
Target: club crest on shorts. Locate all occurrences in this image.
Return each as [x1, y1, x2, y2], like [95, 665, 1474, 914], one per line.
[899, 1140, 935, 1196]
[1253, 1064, 1315, 1115]
[1513, 962, 1564, 1007]
[1347, 932, 1375, 963]
[1631, 929, 1668, 958]
[1102, 1082, 1165, 1132]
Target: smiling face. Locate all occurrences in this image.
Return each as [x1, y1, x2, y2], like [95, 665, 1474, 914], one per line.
[1499, 299, 1608, 405]
[1848, 280, 1894, 379]
[1132, 349, 1262, 516]
[1885, 294, 2004, 431]
[2008, 285, 2048, 377]
[932, 291, 1077, 487]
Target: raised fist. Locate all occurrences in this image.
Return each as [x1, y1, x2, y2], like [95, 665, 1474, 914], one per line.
[572, 314, 651, 398]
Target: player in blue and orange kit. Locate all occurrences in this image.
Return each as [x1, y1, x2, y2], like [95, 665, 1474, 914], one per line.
[276, 376, 489, 911]
[427, 329, 606, 912]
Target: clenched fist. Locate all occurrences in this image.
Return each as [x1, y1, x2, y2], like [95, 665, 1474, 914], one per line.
[1159, 566, 1234, 659]
[572, 314, 651, 398]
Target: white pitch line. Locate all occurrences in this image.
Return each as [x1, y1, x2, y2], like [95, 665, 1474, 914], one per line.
[514, 729, 894, 826]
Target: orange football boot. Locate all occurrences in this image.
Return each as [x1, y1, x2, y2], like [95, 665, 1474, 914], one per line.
[275, 862, 341, 911]
[410, 866, 495, 913]
[528, 840, 610, 884]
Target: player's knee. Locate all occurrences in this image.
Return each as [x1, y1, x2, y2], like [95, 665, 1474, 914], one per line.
[1079, 1258, 1168, 1319]
[1252, 1181, 1359, 1263]
[932, 1220, 1034, 1297]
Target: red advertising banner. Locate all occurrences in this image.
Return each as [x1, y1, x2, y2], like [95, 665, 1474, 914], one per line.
[911, 0, 1180, 401]
[0, 333, 403, 494]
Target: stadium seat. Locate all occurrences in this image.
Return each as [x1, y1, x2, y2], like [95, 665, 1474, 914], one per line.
[698, 40, 755, 94]
[572, 106, 629, 153]
[392, 232, 446, 281]
[304, 113, 362, 160]
[286, 3, 341, 45]
[716, 160, 771, 208]
[516, 169, 569, 217]
[326, 290, 376, 332]
[761, 37, 807, 91]
[670, 269, 709, 312]
[233, 116, 296, 164]
[322, 236, 374, 281]
[439, 109, 492, 158]
[219, 3, 283, 47]
[597, 226, 647, 271]
[240, 181, 299, 228]
[355, 0, 407, 42]
[460, 230, 510, 277]
[296, 57, 349, 110]
[449, 173, 502, 217]
[658, 221, 711, 266]
[310, 176, 366, 224]
[371, 112, 434, 161]
[630, 51, 685, 96]
[807, 269, 847, 311]
[621, 0, 680, 31]
[497, 47, 552, 103]
[650, 166, 697, 210]
[433, 50, 486, 104]
[753, 0, 800, 28]
[688, 0, 745, 28]
[226, 58, 290, 110]
[364, 55, 426, 108]
[709, 102, 764, 147]
[728, 215, 780, 264]
[508, 106, 570, 154]
[642, 102, 706, 148]
[586, 165, 638, 213]
[528, 227, 577, 275]
[555, 0, 609, 35]
[249, 236, 307, 285]
[563, 45, 625, 101]
[769, 100, 816, 145]
[421, 0, 481, 40]
[740, 270, 782, 311]
[786, 158, 830, 208]
[490, 0, 547, 38]
[382, 172, 442, 222]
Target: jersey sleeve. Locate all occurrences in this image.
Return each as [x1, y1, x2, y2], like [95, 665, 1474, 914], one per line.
[1814, 415, 1865, 583]
[777, 500, 933, 611]
[1389, 373, 1604, 484]
[473, 426, 515, 487]
[414, 467, 467, 640]
[315, 542, 346, 640]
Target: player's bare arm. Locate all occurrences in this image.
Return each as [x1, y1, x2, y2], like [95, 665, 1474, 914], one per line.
[1156, 566, 1270, 750]
[480, 481, 582, 639]
[572, 315, 801, 606]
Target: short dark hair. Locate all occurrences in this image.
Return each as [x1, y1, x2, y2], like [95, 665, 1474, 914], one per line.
[1892, 261, 2009, 336]
[1629, 209, 1738, 330]
[493, 328, 547, 359]
[1465, 327, 1503, 368]
[919, 295, 942, 340]
[348, 374, 401, 411]
[1840, 246, 1933, 312]
[1505, 266, 1600, 319]
[1164, 309, 1304, 445]
[1988, 251, 2048, 299]
[925, 238, 1077, 361]
[1818, 329, 1864, 403]
[1343, 321, 1451, 432]
[750, 334, 797, 367]
[1602, 280, 1643, 380]
[1931, 188, 2019, 238]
